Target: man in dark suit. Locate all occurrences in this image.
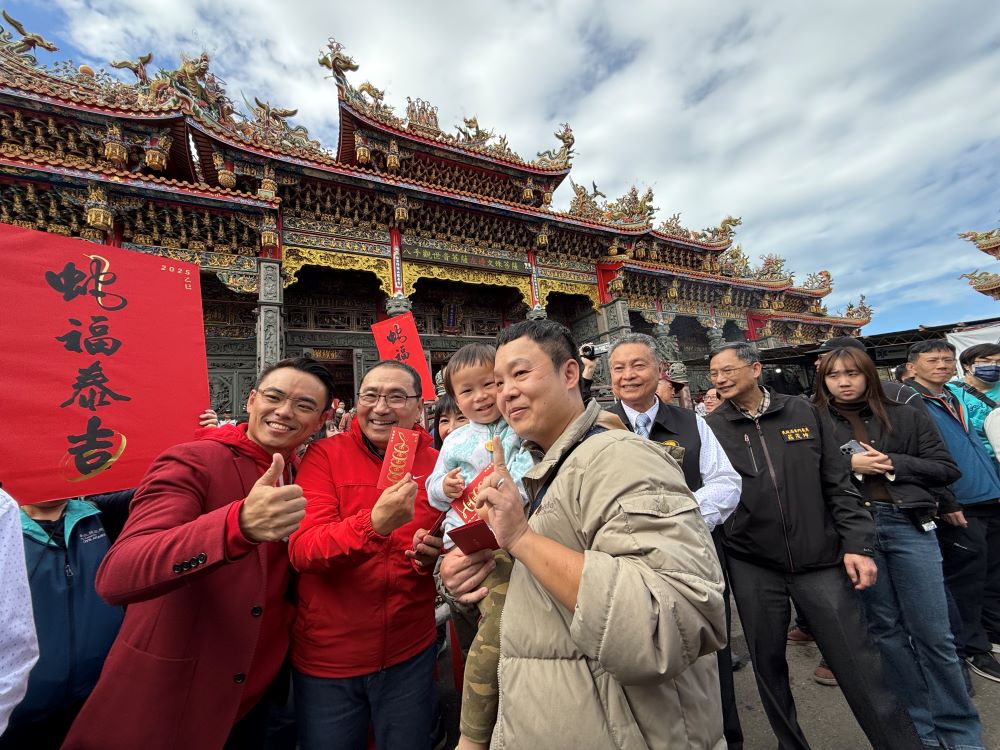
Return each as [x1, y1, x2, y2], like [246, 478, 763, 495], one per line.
[608, 333, 744, 749]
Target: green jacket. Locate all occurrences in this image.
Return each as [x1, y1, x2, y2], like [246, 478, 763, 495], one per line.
[493, 401, 726, 749]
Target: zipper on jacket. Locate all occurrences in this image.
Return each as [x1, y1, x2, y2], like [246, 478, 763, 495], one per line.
[744, 434, 759, 472]
[755, 420, 796, 572]
[65, 551, 76, 707]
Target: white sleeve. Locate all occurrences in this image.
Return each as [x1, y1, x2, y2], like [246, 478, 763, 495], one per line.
[0, 491, 38, 733]
[694, 415, 742, 530]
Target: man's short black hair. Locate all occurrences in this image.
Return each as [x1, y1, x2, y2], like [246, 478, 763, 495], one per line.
[907, 339, 956, 363]
[709, 341, 761, 365]
[443, 342, 497, 399]
[496, 319, 582, 375]
[255, 357, 335, 411]
[959, 342, 1000, 370]
[363, 360, 423, 398]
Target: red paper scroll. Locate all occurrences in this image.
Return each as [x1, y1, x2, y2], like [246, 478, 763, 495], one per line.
[0, 225, 208, 505]
[371, 312, 435, 401]
[377, 427, 420, 489]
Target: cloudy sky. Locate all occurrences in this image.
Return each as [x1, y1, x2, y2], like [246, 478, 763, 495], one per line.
[7, 0, 1000, 333]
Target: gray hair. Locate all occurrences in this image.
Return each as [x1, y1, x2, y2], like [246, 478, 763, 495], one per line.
[710, 341, 760, 365]
[610, 333, 661, 363]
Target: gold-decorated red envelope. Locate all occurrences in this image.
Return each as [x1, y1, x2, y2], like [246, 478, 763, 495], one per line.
[448, 519, 499, 554]
[448, 464, 500, 553]
[450, 463, 496, 524]
[376, 427, 420, 489]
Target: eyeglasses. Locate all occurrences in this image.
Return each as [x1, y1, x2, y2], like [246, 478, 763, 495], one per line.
[357, 392, 420, 408]
[257, 390, 322, 415]
[709, 364, 751, 381]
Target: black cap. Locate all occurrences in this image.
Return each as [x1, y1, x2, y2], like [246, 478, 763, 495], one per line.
[806, 336, 866, 355]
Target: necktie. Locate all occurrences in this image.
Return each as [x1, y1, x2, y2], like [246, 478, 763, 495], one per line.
[635, 413, 652, 439]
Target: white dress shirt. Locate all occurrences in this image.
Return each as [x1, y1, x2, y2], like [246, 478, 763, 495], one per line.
[0, 489, 38, 733]
[621, 400, 741, 530]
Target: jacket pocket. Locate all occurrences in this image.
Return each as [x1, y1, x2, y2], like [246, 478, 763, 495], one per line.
[96, 640, 198, 747]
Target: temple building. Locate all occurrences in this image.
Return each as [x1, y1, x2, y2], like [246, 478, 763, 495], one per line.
[0, 17, 872, 411]
[960, 225, 1000, 301]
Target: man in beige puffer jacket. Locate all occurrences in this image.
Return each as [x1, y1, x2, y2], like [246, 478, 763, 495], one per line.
[469, 320, 727, 749]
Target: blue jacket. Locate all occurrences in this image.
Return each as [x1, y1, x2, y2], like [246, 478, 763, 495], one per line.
[11, 500, 124, 724]
[919, 389, 1000, 506]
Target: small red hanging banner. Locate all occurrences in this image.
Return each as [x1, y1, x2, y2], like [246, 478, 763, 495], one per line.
[371, 312, 436, 400]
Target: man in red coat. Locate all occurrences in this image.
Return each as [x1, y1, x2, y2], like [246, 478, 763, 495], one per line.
[64, 357, 336, 750]
[288, 360, 442, 750]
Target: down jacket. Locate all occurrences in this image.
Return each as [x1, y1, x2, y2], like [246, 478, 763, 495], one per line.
[492, 400, 726, 749]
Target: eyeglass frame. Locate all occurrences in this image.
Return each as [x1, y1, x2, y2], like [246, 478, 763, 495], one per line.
[356, 391, 421, 408]
[708, 364, 753, 381]
[255, 388, 325, 415]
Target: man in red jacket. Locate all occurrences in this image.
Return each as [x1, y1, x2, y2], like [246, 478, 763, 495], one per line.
[289, 359, 442, 750]
[64, 357, 336, 750]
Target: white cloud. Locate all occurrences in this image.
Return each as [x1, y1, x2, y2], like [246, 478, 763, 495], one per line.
[14, 0, 1000, 331]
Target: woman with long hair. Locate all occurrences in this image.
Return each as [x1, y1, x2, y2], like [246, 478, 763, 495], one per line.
[814, 346, 983, 749]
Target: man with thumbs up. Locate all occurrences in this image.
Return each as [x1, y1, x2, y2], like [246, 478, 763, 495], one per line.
[65, 357, 335, 750]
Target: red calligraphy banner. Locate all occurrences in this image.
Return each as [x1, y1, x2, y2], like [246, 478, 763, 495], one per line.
[0, 225, 208, 505]
[371, 312, 435, 401]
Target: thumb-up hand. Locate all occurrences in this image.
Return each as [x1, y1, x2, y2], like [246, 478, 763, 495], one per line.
[475, 439, 529, 551]
[239, 453, 307, 542]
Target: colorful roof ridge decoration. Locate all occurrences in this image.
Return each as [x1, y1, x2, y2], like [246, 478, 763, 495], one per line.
[320, 38, 573, 173]
[959, 225, 1000, 300]
[657, 212, 742, 247]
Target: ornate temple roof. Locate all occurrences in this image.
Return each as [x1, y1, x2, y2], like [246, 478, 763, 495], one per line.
[0, 13, 868, 330]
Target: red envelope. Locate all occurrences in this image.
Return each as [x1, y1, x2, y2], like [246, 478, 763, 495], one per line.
[448, 519, 499, 554]
[377, 427, 420, 489]
[450, 464, 496, 525]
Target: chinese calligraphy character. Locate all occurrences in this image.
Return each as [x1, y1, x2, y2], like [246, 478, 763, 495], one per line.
[44, 255, 128, 311]
[61, 361, 131, 410]
[385, 324, 407, 345]
[56, 316, 122, 356]
[66, 416, 116, 476]
[394, 345, 411, 362]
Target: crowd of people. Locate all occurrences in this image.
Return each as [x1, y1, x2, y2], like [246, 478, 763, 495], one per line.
[0, 322, 997, 750]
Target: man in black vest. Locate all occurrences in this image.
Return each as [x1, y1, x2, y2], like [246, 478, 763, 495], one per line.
[608, 333, 744, 749]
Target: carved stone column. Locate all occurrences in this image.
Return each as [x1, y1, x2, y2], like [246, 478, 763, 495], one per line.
[651, 313, 680, 362]
[526, 306, 548, 320]
[597, 298, 631, 344]
[256, 259, 284, 371]
[700, 317, 725, 350]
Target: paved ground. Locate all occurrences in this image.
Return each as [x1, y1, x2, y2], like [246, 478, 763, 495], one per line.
[437, 602, 1000, 749]
[731, 622, 1000, 749]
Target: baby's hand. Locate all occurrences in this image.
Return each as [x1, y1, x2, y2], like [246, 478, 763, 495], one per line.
[443, 467, 466, 499]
